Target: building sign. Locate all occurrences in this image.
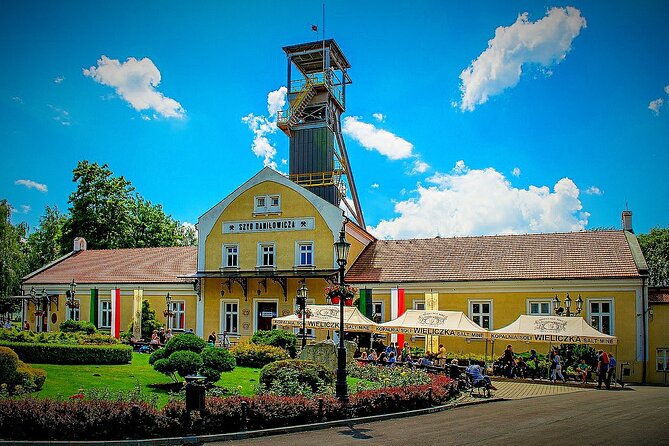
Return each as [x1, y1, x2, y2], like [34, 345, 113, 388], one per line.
[223, 217, 315, 234]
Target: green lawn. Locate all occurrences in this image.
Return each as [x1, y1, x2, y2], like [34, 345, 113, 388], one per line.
[31, 352, 261, 407]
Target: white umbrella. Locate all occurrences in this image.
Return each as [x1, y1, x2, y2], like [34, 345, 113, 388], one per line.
[375, 310, 489, 339]
[272, 304, 376, 332]
[490, 315, 617, 345]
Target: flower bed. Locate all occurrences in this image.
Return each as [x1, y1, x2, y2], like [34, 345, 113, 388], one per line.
[0, 374, 457, 441]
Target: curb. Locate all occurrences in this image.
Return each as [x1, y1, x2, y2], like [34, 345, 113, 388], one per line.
[0, 395, 508, 446]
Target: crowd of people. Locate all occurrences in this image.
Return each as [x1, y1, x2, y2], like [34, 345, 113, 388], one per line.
[354, 341, 450, 369]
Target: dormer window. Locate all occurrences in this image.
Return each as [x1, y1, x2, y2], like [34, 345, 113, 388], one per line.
[254, 194, 281, 214]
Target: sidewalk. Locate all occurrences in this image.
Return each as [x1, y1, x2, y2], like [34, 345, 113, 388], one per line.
[458, 378, 593, 403]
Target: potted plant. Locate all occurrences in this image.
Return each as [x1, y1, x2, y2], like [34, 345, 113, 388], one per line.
[325, 284, 358, 306]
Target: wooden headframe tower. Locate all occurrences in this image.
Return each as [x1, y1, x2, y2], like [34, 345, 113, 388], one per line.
[277, 39, 365, 228]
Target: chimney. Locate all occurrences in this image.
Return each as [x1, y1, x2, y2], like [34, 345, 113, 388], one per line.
[621, 210, 633, 233]
[73, 237, 87, 252]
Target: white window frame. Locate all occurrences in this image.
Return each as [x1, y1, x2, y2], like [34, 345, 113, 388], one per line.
[372, 301, 385, 323]
[657, 348, 669, 372]
[257, 242, 276, 268]
[253, 298, 279, 332]
[468, 299, 493, 330]
[66, 299, 81, 321]
[254, 194, 281, 214]
[413, 300, 426, 338]
[222, 244, 239, 269]
[295, 241, 314, 267]
[99, 300, 112, 329]
[293, 297, 316, 338]
[221, 299, 240, 336]
[170, 300, 186, 330]
[587, 298, 615, 335]
[526, 299, 552, 316]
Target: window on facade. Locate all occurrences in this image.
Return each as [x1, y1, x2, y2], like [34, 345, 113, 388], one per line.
[589, 300, 613, 335]
[270, 195, 280, 207]
[254, 195, 281, 214]
[657, 349, 669, 372]
[414, 301, 426, 310]
[171, 301, 185, 330]
[224, 244, 239, 268]
[297, 242, 313, 266]
[256, 197, 266, 208]
[100, 300, 112, 328]
[66, 299, 80, 321]
[222, 301, 239, 334]
[372, 301, 384, 323]
[469, 301, 492, 329]
[528, 300, 552, 316]
[258, 243, 275, 267]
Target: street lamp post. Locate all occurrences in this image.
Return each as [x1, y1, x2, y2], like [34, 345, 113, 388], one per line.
[297, 283, 309, 349]
[65, 279, 78, 309]
[334, 225, 350, 402]
[553, 293, 583, 317]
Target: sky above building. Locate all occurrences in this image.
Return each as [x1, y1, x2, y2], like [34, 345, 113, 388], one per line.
[1, 1, 668, 239]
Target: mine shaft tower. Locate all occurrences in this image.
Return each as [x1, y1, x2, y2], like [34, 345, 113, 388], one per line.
[277, 39, 365, 228]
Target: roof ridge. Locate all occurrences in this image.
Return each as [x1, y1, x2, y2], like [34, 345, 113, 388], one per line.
[375, 230, 625, 243]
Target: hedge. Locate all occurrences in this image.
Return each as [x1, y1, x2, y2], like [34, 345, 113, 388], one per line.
[0, 375, 457, 441]
[0, 341, 132, 365]
[231, 343, 290, 368]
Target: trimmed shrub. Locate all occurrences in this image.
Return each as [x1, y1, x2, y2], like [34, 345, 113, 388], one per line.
[153, 358, 176, 376]
[259, 360, 333, 394]
[0, 341, 132, 365]
[0, 346, 19, 383]
[164, 333, 207, 355]
[201, 347, 235, 373]
[148, 346, 168, 365]
[251, 329, 298, 357]
[169, 350, 203, 378]
[231, 343, 289, 368]
[200, 367, 221, 383]
[0, 329, 118, 345]
[13, 361, 47, 391]
[59, 320, 97, 334]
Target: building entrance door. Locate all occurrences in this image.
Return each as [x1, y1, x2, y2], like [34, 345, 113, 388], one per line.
[256, 301, 277, 331]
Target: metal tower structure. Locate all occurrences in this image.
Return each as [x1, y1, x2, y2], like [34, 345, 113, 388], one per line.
[277, 39, 365, 228]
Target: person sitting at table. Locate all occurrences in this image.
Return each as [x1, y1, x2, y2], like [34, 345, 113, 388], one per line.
[378, 351, 387, 364]
[149, 331, 160, 347]
[404, 353, 414, 367]
[207, 330, 217, 346]
[387, 351, 397, 367]
[368, 349, 378, 363]
[449, 359, 462, 379]
[577, 359, 591, 384]
[420, 353, 433, 367]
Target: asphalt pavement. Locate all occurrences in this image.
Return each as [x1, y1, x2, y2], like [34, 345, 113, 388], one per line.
[210, 386, 669, 446]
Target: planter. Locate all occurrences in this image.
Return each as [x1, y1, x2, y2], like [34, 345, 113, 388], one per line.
[330, 295, 340, 305]
[344, 297, 353, 306]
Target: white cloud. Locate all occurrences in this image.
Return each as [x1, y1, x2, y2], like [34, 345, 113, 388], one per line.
[372, 113, 385, 122]
[648, 98, 664, 115]
[585, 186, 603, 196]
[512, 167, 521, 177]
[54, 76, 64, 84]
[15, 179, 48, 192]
[12, 96, 23, 103]
[48, 104, 71, 126]
[410, 159, 430, 175]
[459, 7, 586, 111]
[343, 116, 414, 160]
[20, 205, 31, 214]
[83, 56, 185, 119]
[665, 85, 669, 95]
[267, 86, 287, 117]
[368, 160, 588, 239]
[371, 183, 380, 189]
[281, 158, 288, 165]
[241, 86, 289, 171]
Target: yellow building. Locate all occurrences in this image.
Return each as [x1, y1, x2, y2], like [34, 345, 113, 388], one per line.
[346, 227, 657, 384]
[648, 287, 669, 385]
[193, 167, 373, 343]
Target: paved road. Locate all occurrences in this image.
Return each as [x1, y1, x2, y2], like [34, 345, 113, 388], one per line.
[211, 386, 669, 446]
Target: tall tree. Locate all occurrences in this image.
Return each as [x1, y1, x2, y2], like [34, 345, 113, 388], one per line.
[25, 205, 67, 272]
[129, 195, 181, 248]
[638, 227, 669, 286]
[0, 200, 28, 299]
[61, 161, 135, 250]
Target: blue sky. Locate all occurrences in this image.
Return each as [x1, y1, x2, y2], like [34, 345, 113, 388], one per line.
[1, 1, 668, 239]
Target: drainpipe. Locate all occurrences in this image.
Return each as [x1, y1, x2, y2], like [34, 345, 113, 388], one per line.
[642, 275, 647, 384]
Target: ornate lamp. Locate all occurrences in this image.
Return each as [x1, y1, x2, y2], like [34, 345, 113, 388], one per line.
[334, 225, 350, 402]
[66, 279, 79, 309]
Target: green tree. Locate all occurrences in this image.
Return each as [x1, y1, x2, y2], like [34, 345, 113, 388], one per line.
[126, 300, 162, 340]
[128, 196, 180, 248]
[638, 227, 669, 286]
[25, 206, 66, 271]
[61, 161, 135, 250]
[0, 200, 28, 299]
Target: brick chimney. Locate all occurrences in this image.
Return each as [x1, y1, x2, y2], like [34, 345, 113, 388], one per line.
[73, 237, 87, 252]
[621, 210, 633, 233]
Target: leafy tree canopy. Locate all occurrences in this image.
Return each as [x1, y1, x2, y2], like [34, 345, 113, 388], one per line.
[638, 227, 669, 286]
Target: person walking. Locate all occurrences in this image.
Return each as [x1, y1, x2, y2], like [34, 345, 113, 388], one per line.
[607, 353, 617, 388]
[503, 345, 516, 378]
[597, 350, 610, 389]
[550, 350, 566, 383]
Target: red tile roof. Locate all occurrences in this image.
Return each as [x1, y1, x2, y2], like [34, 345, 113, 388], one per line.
[346, 231, 642, 283]
[649, 288, 669, 304]
[23, 246, 197, 284]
